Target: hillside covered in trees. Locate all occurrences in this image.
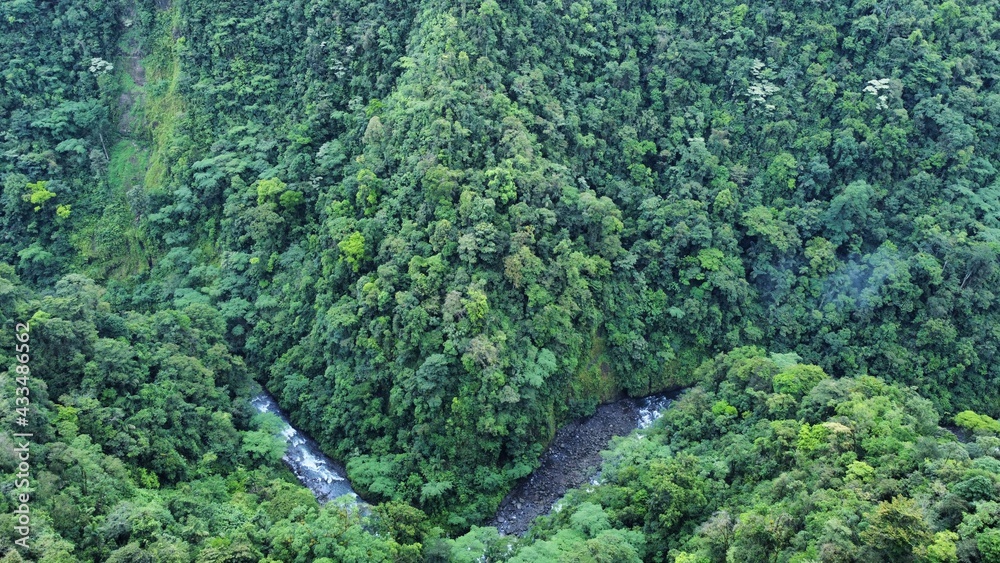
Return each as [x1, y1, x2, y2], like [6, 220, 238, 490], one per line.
[3, 0, 1000, 560]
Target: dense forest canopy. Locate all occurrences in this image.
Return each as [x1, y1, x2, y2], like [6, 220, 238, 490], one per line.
[3, 0, 1000, 560]
[475, 349, 1000, 563]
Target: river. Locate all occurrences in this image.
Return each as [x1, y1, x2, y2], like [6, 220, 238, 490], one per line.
[251, 393, 358, 504]
[489, 393, 675, 535]
[253, 390, 675, 532]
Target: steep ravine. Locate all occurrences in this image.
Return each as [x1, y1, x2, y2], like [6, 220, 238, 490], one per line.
[489, 394, 675, 536]
[257, 390, 675, 532]
[252, 392, 359, 503]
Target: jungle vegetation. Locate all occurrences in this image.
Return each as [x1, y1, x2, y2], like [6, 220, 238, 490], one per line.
[3, 0, 1000, 560]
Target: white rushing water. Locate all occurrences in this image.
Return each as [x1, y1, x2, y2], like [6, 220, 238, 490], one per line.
[589, 393, 673, 486]
[251, 393, 358, 504]
[252, 390, 675, 513]
[637, 394, 673, 429]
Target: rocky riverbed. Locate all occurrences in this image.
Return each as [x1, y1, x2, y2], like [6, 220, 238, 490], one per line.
[252, 388, 674, 529]
[490, 394, 674, 536]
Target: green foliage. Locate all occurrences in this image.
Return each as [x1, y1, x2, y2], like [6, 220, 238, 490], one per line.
[955, 411, 1000, 435]
[337, 231, 365, 272]
[980, 529, 1000, 563]
[9, 0, 1000, 554]
[772, 364, 827, 398]
[861, 496, 932, 561]
[500, 349, 1000, 563]
[0, 270, 422, 562]
[255, 178, 288, 205]
[24, 180, 56, 210]
[918, 530, 958, 563]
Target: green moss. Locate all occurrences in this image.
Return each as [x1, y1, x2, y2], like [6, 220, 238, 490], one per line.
[71, 4, 186, 281]
[141, 7, 185, 196]
[566, 335, 618, 418]
[651, 347, 705, 392]
[72, 140, 152, 279]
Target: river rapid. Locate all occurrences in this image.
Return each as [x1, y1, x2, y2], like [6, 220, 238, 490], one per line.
[251, 393, 358, 504]
[254, 390, 675, 534]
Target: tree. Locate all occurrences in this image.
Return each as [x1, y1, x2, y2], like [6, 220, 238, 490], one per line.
[860, 496, 931, 561]
[978, 529, 1000, 563]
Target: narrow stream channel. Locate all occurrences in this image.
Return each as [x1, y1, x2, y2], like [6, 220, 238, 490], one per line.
[251, 393, 359, 504]
[490, 393, 676, 536]
[253, 390, 675, 532]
